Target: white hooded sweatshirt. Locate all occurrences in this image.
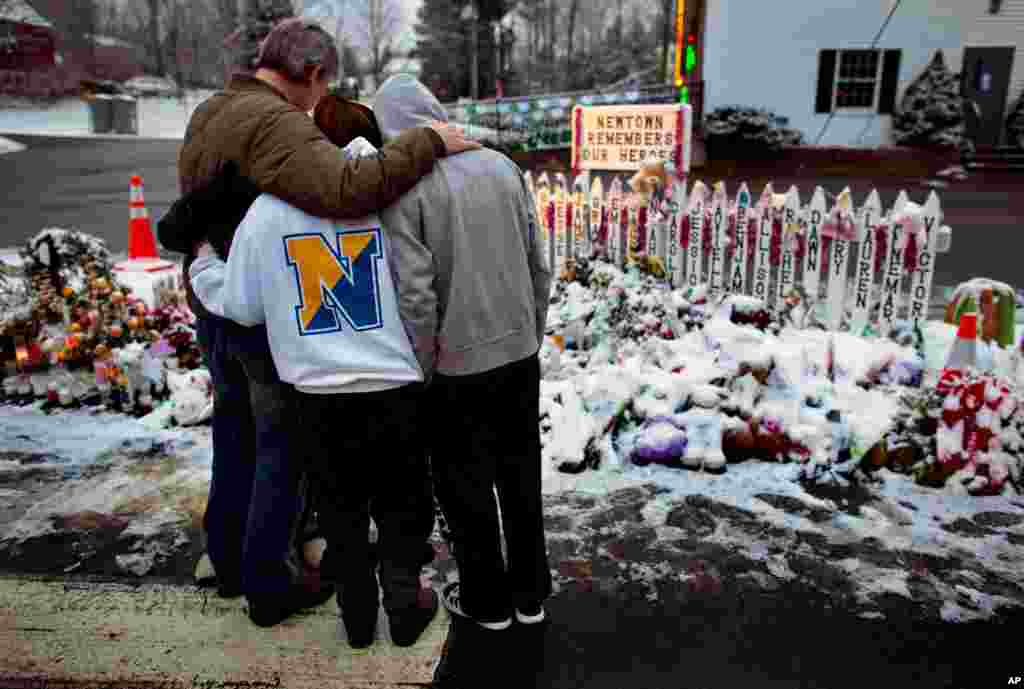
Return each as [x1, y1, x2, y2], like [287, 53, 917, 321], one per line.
[189, 139, 423, 394]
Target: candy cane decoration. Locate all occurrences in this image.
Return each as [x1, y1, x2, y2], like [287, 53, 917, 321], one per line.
[824, 187, 855, 331]
[685, 180, 708, 288]
[849, 189, 882, 335]
[708, 181, 728, 295]
[751, 183, 774, 304]
[728, 183, 752, 295]
[778, 185, 800, 303]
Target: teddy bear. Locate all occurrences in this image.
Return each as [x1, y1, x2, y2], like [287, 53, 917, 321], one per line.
[166, 367, 213, 426]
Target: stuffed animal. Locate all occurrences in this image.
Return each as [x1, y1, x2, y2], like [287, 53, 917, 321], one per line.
[166, 368, 213, 426]
[114, 341, 147, 404]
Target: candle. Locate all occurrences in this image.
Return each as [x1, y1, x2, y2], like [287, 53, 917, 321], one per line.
[94, 361, 108, 386]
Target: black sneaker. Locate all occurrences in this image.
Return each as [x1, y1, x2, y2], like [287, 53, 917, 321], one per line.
[341, 604, 378, 649]
[340, 572, 380, 649]
[388, 587, 439, 647]
[248, 580, 336, 628]
[216, 582, 243, 599]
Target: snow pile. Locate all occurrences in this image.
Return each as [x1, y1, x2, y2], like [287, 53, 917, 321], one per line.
[0, 90, 216, 139]
[0, 136, 25, 155]
[538, 258, 1024, 497]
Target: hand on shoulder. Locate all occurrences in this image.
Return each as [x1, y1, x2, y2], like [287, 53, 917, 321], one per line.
[427, 121, 480, 156]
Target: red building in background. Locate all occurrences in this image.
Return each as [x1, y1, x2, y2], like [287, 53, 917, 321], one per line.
[0, 0, 143, 97]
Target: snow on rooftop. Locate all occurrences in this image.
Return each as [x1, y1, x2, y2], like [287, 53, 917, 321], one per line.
[0, 0, 53, 28]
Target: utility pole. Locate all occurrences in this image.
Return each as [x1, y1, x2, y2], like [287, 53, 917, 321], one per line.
[462, 2, 479, 100]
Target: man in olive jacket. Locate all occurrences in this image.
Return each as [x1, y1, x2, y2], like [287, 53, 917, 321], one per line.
[157, 18, 477, 628]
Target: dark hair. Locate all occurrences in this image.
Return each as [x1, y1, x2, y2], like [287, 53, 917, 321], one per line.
[255, 18, 340, 84]
[314, 94, 383, 149]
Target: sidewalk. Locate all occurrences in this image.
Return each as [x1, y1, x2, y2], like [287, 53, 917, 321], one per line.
[0, 577, 447, 689]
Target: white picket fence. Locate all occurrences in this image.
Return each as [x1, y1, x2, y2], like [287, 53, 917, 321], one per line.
[525, 171, 953, 335]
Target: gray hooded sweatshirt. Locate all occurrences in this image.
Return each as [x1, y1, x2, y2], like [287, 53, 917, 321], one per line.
[374, 75, 552, 378]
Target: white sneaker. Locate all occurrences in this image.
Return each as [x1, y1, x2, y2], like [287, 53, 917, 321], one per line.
[515, 605, 546, 624]
[440, 582, 512, 631]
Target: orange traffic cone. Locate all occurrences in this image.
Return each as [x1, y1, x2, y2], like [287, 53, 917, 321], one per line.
[128, 175, 157, 259]
[114, 174, 174, 275]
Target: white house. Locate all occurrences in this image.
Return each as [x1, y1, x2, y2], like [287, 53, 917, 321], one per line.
[702, 0, 1024, 147]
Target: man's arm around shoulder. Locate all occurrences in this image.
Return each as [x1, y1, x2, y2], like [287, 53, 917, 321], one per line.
[248, 107, 475, 221]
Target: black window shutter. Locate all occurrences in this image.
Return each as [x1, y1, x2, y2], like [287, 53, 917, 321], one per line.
[816, 50, 837, 113]
[878, 49, 902, 114]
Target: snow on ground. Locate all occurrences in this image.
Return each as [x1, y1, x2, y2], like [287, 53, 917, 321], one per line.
[0, 90, 216, 139]
[0, 405, 210, 575]
[2, 257, 1024, 619]
[0, 136, 25, 155]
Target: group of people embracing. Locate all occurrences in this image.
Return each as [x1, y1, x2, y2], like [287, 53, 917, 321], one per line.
[156, 16, 553, 683]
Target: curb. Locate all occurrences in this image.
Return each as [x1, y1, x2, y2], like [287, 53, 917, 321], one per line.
[0, 131, 184, 143]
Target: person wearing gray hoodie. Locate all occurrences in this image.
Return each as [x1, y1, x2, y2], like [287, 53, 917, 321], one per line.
[374, 75, 554, 634]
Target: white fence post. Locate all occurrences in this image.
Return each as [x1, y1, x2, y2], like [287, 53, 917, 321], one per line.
[824, 188, 854, 331]
[751, 183, 774, 303]
[572, 174, 587, 260]
[708, 182, 728, 295]
[909, 191, 943, 333]
[685, 180, 708, 289]
[728, 183, 752, 295]
[627, 201, 640, 265]
[535, 173, 553, 275]
[554, 174, 568, 275]
[778, 186, 800, 302]
[849, 189, 882, 335]
[668, 176, 687, 288]
[590, 176, 604, 260]
[607, 178, 623, 267]
[528, 169, 952, 337]
[802, 187, 827, 306]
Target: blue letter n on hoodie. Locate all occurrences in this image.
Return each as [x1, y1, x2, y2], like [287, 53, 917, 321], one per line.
[284, 229, 385, 336]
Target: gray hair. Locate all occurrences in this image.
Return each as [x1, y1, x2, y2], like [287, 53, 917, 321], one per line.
[255, 18, 340, 84]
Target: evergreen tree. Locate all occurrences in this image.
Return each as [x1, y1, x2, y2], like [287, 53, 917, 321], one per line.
[414, 0, 463, 100]
[892, 51, 967, 150]
[233, 0, 297, 74]
[415, 0, 506, 101]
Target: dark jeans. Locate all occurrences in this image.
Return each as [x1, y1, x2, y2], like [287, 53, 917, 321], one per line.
[428, 354, 552, 620]
[300, 383, 434, 613]
[195, 315, 306, 598]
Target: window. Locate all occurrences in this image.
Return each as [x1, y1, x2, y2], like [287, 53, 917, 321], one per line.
[835, 49, 881, 109]
[816, 49, 902, 115]
[990, 0, 1003, 14]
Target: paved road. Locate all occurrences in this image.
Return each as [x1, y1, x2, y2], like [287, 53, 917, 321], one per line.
[0, 135, 181, 255]
[1, 134, 1023, 292]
